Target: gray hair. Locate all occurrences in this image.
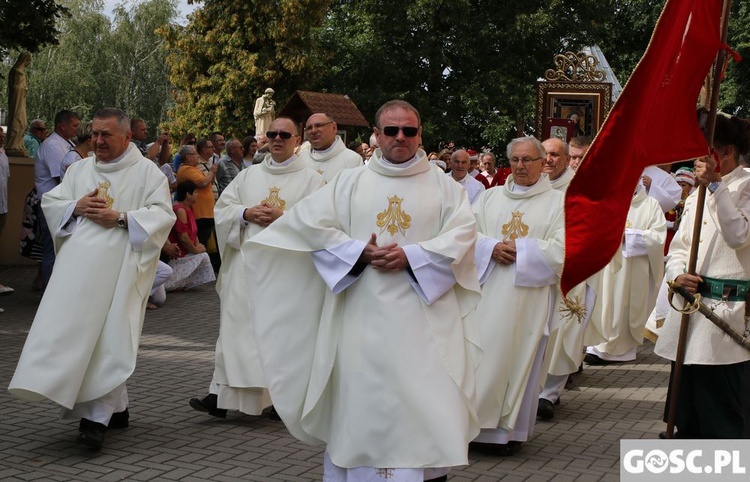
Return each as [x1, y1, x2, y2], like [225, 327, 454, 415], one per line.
[507, 136, 546, 160]
[544, 136, 569, 155]
[179, 144, 197, 157]
[93, 108, 130, 133]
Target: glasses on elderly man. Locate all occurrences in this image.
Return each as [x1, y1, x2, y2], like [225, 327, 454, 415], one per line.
[381, 126, 419, 137]
[304, 121, 334, 132]
[509, 156, 543, 165]
[266, 131, 295, 140]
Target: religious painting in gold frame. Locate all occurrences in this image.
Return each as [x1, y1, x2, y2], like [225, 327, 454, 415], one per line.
[535, 82, 613, 139]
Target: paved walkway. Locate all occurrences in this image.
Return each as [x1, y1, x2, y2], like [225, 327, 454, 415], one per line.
[0, 265, 669, 481]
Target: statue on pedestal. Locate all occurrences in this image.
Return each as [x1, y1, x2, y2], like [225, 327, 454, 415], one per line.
[6, 52, 32, 158]
[253, 88, 276, 138]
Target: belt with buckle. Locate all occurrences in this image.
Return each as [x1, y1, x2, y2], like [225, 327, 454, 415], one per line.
[696, 276, 750, 302]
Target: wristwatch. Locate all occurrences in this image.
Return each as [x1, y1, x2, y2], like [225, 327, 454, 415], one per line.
[117, 212, 127, 229]
[707, 181, 721, 194]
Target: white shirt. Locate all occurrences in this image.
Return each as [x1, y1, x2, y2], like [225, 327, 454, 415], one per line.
[35, 132, 74, 195]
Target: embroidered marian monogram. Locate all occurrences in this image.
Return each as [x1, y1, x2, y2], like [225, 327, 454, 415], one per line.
[502, 211, 529, 241]
[376, 468, 395, 479]
[625, 219, 633, 229]
[262, 186, 286, 210]
[376, 195, 411, 236]
[97, 181, 114, 209]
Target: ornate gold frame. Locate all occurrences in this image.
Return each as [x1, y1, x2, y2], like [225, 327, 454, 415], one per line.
[535, 82, 613, 139]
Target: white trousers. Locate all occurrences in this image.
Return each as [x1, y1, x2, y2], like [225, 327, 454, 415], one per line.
[60, 382, 128, 425]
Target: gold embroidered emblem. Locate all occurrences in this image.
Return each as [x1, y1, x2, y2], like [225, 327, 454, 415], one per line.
[559, 295, 587, 323]
[625, 219, 633, 228]
[376, 195, 411, 236]
[316, 169, 324, 175]
[262, 186, 286, 210]
[96, 181, 114, 209]
[501, 211, 529, 241]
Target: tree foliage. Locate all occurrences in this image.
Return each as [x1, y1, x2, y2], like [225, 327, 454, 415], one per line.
[0, 0, 177, 136]
[163, 0, 332, 138]
[0, 0, 69, 60]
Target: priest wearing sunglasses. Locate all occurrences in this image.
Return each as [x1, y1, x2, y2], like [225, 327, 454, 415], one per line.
[244, 100, 480, 482]
[190, 117, 325, 420]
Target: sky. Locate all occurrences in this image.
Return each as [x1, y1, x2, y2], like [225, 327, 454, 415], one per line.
[102, 0, 199, 23]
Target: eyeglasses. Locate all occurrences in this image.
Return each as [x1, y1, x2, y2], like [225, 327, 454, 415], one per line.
[381, 126, 419, 137]
[509, 156, 543, 165]
[304, 121, 334, 132]
[266, 131, 295, 140]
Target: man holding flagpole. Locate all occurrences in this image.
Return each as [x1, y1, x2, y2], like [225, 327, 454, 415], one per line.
[655, 111, 750, 439]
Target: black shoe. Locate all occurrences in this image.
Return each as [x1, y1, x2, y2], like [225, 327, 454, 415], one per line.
[189, 393, 227, 419]
[469, 440, 522, 457]
[537, 398, 556, 420]
[109, 408, 129, 429]
[268, 406, 281, 421]
[78, 419, 106, 450]
[425, 476, 447, 482]
[583, 353, 614, 365]
[577, 363, 584, 373]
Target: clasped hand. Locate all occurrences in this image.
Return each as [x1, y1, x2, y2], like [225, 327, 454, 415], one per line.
[244, 203, 283, 227]
[74, 189, 120, 228]
[360, 233, 408, 272]
[492, 239, 516, 265]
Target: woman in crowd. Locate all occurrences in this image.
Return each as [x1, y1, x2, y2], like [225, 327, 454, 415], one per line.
[60, 122, 93, 178]
[175, 143, 218, 263]
[164, 180, 215, 292]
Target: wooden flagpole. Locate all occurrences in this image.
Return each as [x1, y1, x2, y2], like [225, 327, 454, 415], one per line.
[665, 0, 733, 439]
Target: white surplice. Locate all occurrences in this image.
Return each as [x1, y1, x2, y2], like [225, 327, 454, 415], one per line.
[643, 165, 682, 213]
[243, 149, 481, 470]
[587, 185, 666, 360]
[471, 174, 564, 443]
[298, 136, 363, 183]
[212, 155, 325, 414]
[9, 144, 174, 409]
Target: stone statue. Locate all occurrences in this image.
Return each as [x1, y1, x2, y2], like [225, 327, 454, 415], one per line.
[6, 52, 32, 157]
[253, 88, 276, 138]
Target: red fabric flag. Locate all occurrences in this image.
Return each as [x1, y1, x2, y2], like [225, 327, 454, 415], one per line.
[561, 0, 722, 295]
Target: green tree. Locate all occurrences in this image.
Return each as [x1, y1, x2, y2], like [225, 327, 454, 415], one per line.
[163, 0, 332, 138]
[1, 0, 177, 136]
[0, 0, 69, 60]
[315, 0, 610, 152]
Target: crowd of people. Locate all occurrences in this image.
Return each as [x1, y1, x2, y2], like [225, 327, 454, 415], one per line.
[3, 100, 749, 481]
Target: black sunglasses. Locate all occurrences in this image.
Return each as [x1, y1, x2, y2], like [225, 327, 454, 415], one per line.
[266, 130, 294, 140]
[381, 126, 419, 137]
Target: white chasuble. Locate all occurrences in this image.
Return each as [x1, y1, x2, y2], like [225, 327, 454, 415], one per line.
[587, 186, 666, 357]
[243, 150, 481, 469]
[299, 136, 363, 183]
[545, 168, 601, 377]
[9, 144, 174, 408]
[472, 174, 564, 432]
[656, 166, 750, 365]
[212, 156, 324, 412]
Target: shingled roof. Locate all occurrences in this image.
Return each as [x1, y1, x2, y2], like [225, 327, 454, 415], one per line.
[277, 91, 369, 127]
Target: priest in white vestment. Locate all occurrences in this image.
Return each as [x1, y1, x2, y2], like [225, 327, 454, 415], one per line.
[471, 136, 564, 455]
[448, 149, 485, 204]
[298, 113, 362, 183]
[9, 108, 175, 450]
[244, 101, 481, 482]
[537, 137, 599, 420]
[655, 113, 750, 438]
[585, 183, 665, 364]
[189, 117, 325, 418]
